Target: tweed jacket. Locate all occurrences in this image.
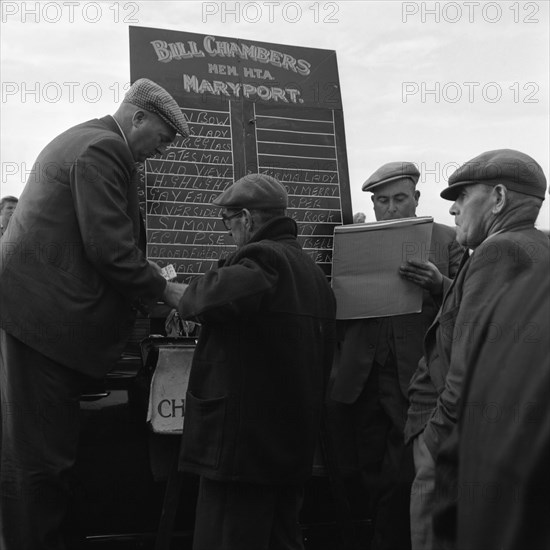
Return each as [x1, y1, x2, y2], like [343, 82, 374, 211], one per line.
[0, 116, 166, 377]
[405, 224, 549, 459]
[331, 222, 462, 403]
[178, 217, 337, 484]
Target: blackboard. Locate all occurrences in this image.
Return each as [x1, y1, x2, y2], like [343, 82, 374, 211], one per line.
[130, 26, 352, 283]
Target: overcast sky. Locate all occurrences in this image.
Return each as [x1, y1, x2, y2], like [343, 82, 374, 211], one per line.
[1, 0, 549, 228]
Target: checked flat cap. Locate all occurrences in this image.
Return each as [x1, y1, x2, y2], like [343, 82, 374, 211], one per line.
[362, 161, 420, 192]
[124, 78, 189, 137]
[441, 149, 547, 201]
[213, 174, 288, 209]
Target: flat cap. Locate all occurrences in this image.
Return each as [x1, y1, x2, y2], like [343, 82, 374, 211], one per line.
[362, 161, 420, 192]
[441, 149, 547, 201]
[213, 174, 288, 209]
[124, 78, 189, 137]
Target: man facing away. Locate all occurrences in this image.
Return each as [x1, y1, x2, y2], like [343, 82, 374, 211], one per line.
[0, 78, 187, 550]
[0, 196, 18, 238]
[162, 173, 337, 550]
[327, 162, 462, 550]
[405, 148, 549, 550]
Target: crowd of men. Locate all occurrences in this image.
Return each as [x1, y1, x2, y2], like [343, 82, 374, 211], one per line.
[0, 78, 548, 550]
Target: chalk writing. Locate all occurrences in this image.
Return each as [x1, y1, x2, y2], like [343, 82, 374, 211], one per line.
[131, 28, 352, 285]
[148, 174, 230, 192]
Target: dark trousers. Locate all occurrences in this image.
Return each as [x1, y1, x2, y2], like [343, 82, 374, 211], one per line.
[0, 329, 91, 550]
[327, 358, 414, 550]
[192, 477, 305, 550]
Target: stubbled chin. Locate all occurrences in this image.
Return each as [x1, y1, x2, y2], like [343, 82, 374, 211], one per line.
[456, 232, 467, 247]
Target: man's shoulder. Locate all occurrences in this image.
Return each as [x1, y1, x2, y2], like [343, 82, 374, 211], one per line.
[476, 226, 548, 253]
[47, 116, 131, 163]
[241, 237, 311, 268]
[52, 116, 122, 146]
[465, 228, 548, 284]
[238, 234, 331, 284]
[57, 116, 110, 135]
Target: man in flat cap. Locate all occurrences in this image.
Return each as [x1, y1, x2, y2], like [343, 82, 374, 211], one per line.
[162, 173, 336, 550]
[405, 148, 549, 549]
[327, 161, 462, 550]
[0, 78, 187, 549]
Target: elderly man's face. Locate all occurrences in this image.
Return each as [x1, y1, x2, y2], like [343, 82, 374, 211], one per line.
[128, 111, 176, 163]
[449, 184, 495, 248]
[222, 208, 251, 249]
[371, 179, 419, 221]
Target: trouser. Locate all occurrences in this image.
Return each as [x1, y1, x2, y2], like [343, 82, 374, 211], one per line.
[0, 329, 91, 550]
[410, 433, 436, 550]
[192, 477, 305, 550]
[326, 358, 414, 550]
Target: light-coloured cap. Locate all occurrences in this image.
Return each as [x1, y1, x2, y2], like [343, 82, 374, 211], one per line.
[124, 78, 189, 137]
[362, 161, 420, 192]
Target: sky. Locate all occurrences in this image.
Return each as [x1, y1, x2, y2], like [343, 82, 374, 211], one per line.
[1, 0, 549, 229]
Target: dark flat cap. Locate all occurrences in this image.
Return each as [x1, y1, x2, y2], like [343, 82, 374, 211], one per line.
[441, 149, 547, 201]
[362, 161, 420, 192]
[124, 78, 189, 137]
[213, 174, 288, 209]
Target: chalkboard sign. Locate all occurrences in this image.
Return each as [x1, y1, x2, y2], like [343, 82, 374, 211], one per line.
[130, 26, 352, 283]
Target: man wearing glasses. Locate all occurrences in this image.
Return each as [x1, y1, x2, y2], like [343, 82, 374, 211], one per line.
[163, 173, 336, 550]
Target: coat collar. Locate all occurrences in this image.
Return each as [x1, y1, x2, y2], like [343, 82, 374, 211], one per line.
[99, 114, 122, 136]
[249, 216, 298, 244]
[99, 115, 134, 162]
[218, 216, 299, 267]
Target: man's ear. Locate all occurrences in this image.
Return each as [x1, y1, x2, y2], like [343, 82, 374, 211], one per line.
[131, 110, 146, 128]
[492, 184, 508, 214]
[242, 208, 253, 230]
[371, 195, 375, 204]
[414, 189, 421, 204]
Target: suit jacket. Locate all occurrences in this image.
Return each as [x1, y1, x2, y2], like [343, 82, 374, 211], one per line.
[331, 222, 462, 403]
[0, 116, 166, 378]
[405, 224, 549, 459]
[178, 217, 336, 484]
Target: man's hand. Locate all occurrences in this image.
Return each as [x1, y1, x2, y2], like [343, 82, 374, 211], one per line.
[163, 281, 189, 309]
[149, 260, 178, 281]
[399, 259, 444, 295]
[148, 259, 163, 275]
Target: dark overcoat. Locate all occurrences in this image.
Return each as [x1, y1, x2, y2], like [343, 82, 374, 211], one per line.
[406, 224, 550, 459]
[434, 237, 550, 550]
[178, 216, 336, 484]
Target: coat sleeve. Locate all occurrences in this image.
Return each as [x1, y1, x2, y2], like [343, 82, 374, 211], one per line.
[70, 137, 166, 303]
[178, 246, 279, 322]
[422, 236, 533, 459]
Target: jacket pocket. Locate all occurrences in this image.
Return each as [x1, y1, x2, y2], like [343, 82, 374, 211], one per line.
[182, 391, 226, 469]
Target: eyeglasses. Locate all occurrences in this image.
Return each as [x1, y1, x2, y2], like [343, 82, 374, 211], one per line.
[221, 209, 244, 230]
